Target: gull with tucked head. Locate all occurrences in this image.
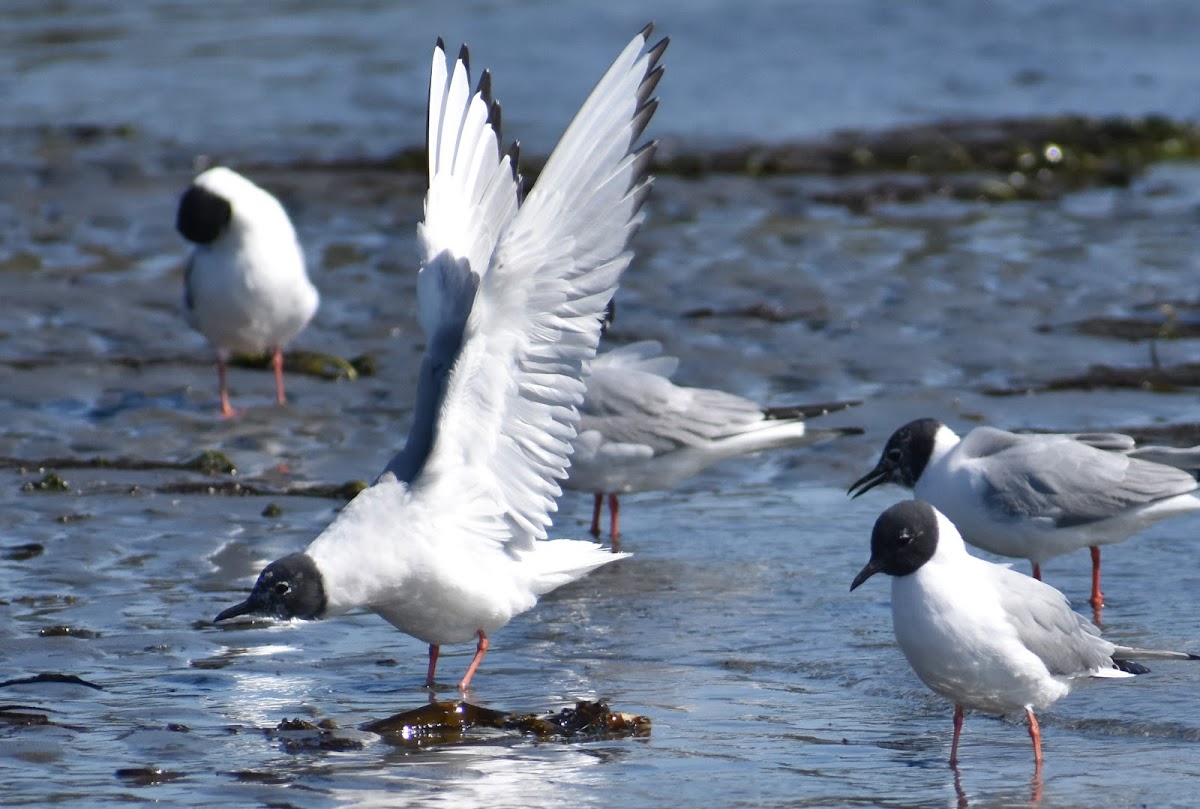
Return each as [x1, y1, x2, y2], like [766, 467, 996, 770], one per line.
[176, 166, 319, 418]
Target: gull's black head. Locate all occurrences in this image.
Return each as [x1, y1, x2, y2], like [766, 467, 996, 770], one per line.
[214, 552, 326, 623]
[850, 500, 940, 590]
[176, 183, 233, 245]
[847, 417, 942, 498]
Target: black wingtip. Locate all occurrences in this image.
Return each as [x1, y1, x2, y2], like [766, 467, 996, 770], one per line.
[628, 97, 659, 146]
[638, 64, 666, 106]
[457, 44, 470, 72]
[624, 140, 658, 194]
[489, 100, 504, 155]
[505, 140, 524, 199]
[634, 23, 668, 70]
[435, 36, 445, 52]
[648, 36, 670, 69]
[1113, 659, 1151, 675]
[764, 400, 865, 421]
[507, 140, 521, 175]
[477, 70, 492, 105]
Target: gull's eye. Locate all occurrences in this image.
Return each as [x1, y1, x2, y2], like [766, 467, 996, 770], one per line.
[887, 447, 903, 462]
[896, 530, 914, 547]
[274, 581, 291, 596]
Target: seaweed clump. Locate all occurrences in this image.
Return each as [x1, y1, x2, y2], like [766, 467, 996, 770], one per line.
[22, 473, 69, 492]
[231, 350, 372, 381]
[269, 717, 365, 753]
[984, 361, 1200, 396]
[363, 699, 651, 748]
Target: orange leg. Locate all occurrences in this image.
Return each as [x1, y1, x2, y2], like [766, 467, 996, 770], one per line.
[425, 644, 440, 688]
[949, 704, 965, 766]
[1026, 707, 1043, 768]
[457, 630, 489, 691]
[217, 354, 236, 418]
[272, 345, 287, 406]
[590, 493, 603, 537]
[609, 493, 621, 540]
[1089, 546, 1104, 610]
[1030, 561, 1042, 581]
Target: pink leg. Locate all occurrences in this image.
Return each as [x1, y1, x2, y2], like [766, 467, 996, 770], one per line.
[949, 704, 964, 766]
[272, 345, 287, 406]
[217, 353, 235, 418]
[425, 644, 439, 688]
[1026, 707, 1043, 769]
[457, 630, 489, 691]
[1030, 561, 1042, 581]
[590, 493, 603, 537]
[1089, 546, 1104, 610]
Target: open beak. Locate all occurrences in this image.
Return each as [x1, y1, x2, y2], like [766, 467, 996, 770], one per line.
[214, 597, 257, 623]
[847, 463, 891, 499]
[850, 558, 883, 591]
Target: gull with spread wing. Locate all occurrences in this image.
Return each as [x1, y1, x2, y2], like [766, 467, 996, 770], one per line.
[215, 27, 667, 691]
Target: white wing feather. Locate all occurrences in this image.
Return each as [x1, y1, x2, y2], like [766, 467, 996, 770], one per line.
[382, 41, 522, 484]
[413, 27, 666, 549]
[418, 41, 520, 338]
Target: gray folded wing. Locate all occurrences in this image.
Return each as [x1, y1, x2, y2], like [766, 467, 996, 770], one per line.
[581, 342, 768, 454]
[994, 565, 1115, 676]
[964, 427, 1199, 527]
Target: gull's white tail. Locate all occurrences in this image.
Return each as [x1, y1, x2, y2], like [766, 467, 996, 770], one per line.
[521, 540, 630, 595]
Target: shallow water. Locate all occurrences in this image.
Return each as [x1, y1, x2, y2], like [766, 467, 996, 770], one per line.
[3, 2, 1200, 807]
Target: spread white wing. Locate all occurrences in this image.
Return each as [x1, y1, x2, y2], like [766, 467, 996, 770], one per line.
[382, 40, 522, 485]
[386, 27, 667, 550]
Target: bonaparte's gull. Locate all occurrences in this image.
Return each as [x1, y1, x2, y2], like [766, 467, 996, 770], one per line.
[851, 499, 1197, 768]
[215, 27, 667, 691]
[848, 418, 1200, 609]
[176, 166, 319, 418]
[568, 340, 860, 539]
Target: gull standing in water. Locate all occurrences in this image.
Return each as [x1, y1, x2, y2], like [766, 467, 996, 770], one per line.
[176, 166, 319, 418]
[215, 28, 667, 691]
[569, 340, 860, 541]
[851, 499, 1196, 769]
[849, 418, 1200, 610]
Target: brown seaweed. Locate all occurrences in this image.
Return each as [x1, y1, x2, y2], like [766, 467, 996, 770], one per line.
[363, 699, 651, 747]
[114, 768, 185, 786]
[0, 673, 103, 690]
[1, 450, 236, 476]
[240, 114, 1200, 208]
[270, 717, 366, 753]
[984, 362, 1200, 396]
[230, 350, 373, 381]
